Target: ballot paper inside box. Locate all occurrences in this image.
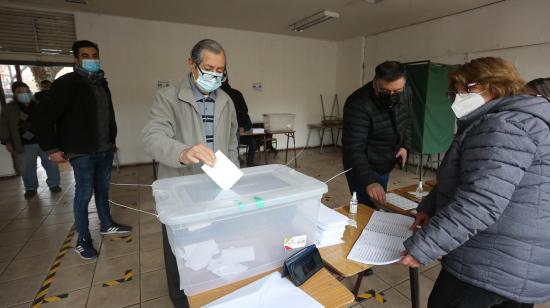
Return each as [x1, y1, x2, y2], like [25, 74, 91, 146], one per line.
[152, 164, 328, 296]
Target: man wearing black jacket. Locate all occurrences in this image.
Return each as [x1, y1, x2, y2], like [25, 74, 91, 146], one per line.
[34, 40, 131, 260]
[220, 78, 257, 166]
[342, 61, 411, 208]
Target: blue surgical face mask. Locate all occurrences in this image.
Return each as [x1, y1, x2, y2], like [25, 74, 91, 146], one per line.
[81, 59, 101, 73]
[194, 65, 224, 93]
[15, 93, 32, 104]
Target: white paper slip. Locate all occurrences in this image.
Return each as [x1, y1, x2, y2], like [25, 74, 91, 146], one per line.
[317, 203, 349, 230]
[386, 193, 419, 210]
[204, 272, 323, 308]
[252, 128, 265, 134]
[347, 211, 414, 265]
[202, 150, 244, 190]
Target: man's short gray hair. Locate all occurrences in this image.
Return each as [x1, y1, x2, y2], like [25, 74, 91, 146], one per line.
[190, 39, 225, 65]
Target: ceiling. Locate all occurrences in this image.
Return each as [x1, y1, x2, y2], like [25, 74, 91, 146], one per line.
[1, 0, 504, 41]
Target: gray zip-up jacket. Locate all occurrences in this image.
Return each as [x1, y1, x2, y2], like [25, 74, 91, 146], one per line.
[404, 95, 550, 303]
[142, 77, 239, 179]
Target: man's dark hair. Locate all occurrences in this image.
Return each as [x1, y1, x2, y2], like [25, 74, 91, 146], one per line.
[72, 40, 99, 58]
[375, 61, 406, 82]
[526, 78, 550, 100]
[190, 39, 225, 65]
[40, 80, 52, 86]
[11, 81, 29, 93]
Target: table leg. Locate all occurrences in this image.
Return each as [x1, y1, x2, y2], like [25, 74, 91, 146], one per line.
[263, 134, 268, 165]
[352, 271, 365, 297]
[329, 127, 336, 151]
[320, 128, 326, 153]
[285, 133, 290, 164]
[305, 127, 313, 150]
[292, 132, 297, 168]
[409, 267, 420, 308]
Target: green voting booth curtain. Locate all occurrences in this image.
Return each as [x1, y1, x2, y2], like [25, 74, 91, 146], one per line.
[406, 62, 456, 154]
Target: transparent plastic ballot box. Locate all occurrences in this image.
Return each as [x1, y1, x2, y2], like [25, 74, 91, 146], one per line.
[151, 164, 327, 295]
[262, 113, 296, 131]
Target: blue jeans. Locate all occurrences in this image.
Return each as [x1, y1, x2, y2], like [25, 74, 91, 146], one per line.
[70, 150, 114, 241]
[17, 143, 60, 191]
[344, 163, 389, 208]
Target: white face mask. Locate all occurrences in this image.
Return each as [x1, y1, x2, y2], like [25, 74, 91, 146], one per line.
[451, 92, 486, 118]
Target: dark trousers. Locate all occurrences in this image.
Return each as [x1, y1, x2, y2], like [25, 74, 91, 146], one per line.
[343, 162, 389, 208]
[428, 269, 534, 308]
[162, 225, 190, 308]
[240, 135, 257, 165]
[70, 150, 114, 241]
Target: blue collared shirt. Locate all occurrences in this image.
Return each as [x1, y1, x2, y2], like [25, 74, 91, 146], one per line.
[189, 75, 216, 150]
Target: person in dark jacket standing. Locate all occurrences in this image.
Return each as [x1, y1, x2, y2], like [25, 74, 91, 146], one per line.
[0, 81, 61, 199]
[342, 61, 411, 207]
[525, 77, 550, 100]
[34, 79, 52, 103]
[34, 40, 131, 260]
[401, 57, 550, 307]
[221, 78, 257, 166]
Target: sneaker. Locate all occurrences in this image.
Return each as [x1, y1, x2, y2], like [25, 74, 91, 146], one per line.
[49, 186, 62, 193]
[75, 239, 97, 260]
[100, 222, 132, 235]
[24, 190, 37, 199]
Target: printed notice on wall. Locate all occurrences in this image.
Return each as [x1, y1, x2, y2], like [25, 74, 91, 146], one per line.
[157, 80, 170, 89]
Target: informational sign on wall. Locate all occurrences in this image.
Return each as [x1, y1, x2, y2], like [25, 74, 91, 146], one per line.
[252, 82, 263, 91]
[157, 80, 170, 89]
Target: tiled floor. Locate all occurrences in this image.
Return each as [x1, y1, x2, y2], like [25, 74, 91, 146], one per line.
[0, 148, 548, 308]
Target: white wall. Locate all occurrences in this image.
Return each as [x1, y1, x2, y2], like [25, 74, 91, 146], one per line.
[75, 12, 338, 165]
[361, 0, 550, 81]
[335, 37, 364, 107]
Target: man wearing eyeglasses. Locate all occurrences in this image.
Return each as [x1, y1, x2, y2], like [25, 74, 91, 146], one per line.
[342, 61, 411, 208]
[142, 39, 238, 307]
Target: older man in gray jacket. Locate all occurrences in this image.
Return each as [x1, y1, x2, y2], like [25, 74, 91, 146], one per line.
[401, 57, 550, 307]
[142, 39, 238, 308]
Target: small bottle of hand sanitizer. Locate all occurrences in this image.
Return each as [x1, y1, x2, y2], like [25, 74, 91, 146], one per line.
[349, 192, 358, 215]
[416, 181, 424, 199]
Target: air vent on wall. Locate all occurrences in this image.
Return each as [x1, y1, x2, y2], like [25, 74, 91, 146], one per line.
[0, 6, 76, 55]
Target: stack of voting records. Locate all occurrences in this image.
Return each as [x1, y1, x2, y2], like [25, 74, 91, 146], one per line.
[347, 211, 414, 265]
[314, 203, 349, 248]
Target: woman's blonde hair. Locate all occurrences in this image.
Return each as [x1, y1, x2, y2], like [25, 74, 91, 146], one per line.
[449, 57, 525, 98]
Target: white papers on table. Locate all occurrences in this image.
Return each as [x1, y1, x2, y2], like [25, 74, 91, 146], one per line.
[252, 128, 265, 134]
[204, 272, 323, 308]
[386, 193, 418, 211]
[313, 203, 348, 248]
[347, 211, 414, 265]
[202, 150, 243, 190]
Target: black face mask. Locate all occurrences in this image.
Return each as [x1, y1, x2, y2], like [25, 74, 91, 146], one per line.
[378, 91, 402, 107]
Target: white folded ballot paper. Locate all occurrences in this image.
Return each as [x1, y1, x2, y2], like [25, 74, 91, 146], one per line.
[313, 203, 349, 248]
[201, 150, 244, 190]
[204, 272, 323, 308]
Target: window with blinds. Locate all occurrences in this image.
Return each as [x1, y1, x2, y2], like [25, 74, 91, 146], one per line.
[0, 7, 76, 55]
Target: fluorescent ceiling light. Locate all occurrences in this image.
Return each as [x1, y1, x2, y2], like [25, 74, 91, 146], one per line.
[288, 10, 340, 32]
